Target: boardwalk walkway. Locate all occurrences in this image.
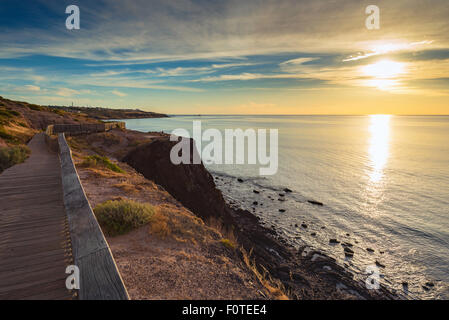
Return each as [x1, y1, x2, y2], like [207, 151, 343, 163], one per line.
[0, 133, 73, 300]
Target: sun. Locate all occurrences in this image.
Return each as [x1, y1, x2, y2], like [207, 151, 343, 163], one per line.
[360, 59, 407, 91]
[362, 60, 406, 79]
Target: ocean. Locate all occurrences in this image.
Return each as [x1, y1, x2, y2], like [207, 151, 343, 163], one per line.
[119, 115, 449, 299]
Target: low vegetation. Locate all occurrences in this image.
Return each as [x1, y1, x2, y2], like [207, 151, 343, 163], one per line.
[0, 126, 16, 143]
[0, 108, 20, 123]
[48, 105, 168, 120]
[148, 209, 171, 238]
[0, 145, 30, 173]
[81, 155, 124, 173]
[240, 247, 289, 300]
[94, 199, 155, 236]
[220, 238, 236, 250]
[26, 104, 47, 112]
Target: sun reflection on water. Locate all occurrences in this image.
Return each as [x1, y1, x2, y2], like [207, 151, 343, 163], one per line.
[368, 114, 391, 182]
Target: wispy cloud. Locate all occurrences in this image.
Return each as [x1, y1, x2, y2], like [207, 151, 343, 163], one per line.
[342, 40, 434, 62]
[24, 85, 40, 92]
[111, 89, 127, 97]
[56, 88, 80, 97]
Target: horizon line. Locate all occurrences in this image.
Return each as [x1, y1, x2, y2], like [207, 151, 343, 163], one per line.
[165, 114, 449, 116]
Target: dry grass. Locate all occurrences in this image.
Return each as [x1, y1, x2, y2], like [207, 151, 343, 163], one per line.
[148, 209, 171, 238]
[113, 181, 139, 194]
[206, 216, 288, 299]
[0, 145, 30, 173]
[240, 247, 290, 300]
[207, 216, 238, 245]
[220, 238, 236, 250]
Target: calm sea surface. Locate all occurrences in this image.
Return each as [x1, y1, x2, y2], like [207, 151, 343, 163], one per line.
[120, 115, 449, 299]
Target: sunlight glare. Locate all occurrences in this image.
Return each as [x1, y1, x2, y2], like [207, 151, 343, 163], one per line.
[362, 60, 405, 79]
[361, 60, 406, 91]
[368, 114, 391, 182]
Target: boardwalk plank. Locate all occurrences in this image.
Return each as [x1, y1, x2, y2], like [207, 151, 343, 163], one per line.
[0, 133, 73, 300]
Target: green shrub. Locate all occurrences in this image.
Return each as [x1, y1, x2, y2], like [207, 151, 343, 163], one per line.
[0, 145, 30, 172]
[94, 199, 155, 236]
[81, 155, 124, 173]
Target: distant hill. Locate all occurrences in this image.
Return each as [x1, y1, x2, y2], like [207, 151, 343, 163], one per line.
[48, 105, 168, 120]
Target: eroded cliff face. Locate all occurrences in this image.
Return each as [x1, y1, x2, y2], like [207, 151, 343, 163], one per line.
[123, 137, 231, 224]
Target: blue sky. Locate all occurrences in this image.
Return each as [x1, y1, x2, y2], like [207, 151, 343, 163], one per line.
[1, 0, 449, 114]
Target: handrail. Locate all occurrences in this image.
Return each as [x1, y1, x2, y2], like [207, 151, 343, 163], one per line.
[58, 133, 129, 300]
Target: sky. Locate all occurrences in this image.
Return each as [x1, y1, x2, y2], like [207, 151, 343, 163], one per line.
[0, 0, 448, 115]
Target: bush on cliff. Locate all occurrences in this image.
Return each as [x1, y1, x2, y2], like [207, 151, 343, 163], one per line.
[0, 145, 30, 173]
[81, 155, 124, 173]
[94, 199, 155, 236]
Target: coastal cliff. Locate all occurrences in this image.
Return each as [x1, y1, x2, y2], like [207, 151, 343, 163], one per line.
[123, 138, 230, 224]
[122, 135, 395, 300]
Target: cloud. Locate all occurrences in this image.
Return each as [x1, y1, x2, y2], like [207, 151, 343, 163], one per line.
[56, 88, 79, 97]
[111, 89, 127, 97]
[342, 40, 434, 62]
[279, 57, 319, 66]
[24, 85, 40, 91]
[1, 1, 447, 63]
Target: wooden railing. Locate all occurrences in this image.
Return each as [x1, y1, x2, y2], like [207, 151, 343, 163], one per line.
[57, 133, 129, 300]
[44, 124, 129, 300]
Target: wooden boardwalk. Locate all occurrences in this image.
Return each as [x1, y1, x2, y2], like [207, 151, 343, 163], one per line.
[0, 133, 74, 300]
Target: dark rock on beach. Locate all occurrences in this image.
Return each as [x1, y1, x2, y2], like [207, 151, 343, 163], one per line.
[308, 200, 324, 206]
[237, 178, 243, 183]
[283, 188, 292, 193]
[366, 248, 375, 253]
[253, 190, 260, 194]
[279, 209, 286, 213]
[329, 238, 340, 244]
